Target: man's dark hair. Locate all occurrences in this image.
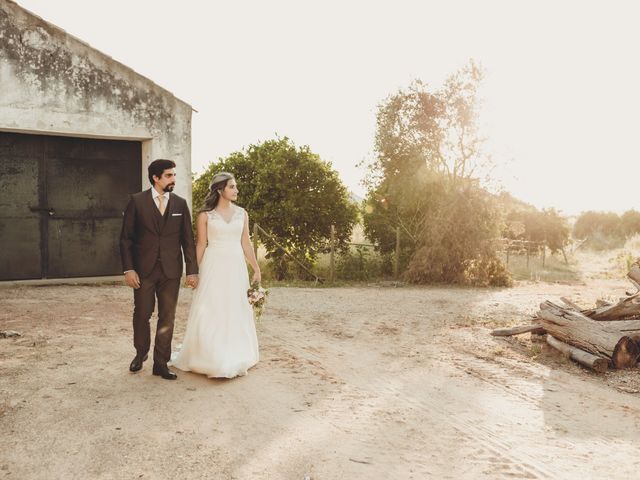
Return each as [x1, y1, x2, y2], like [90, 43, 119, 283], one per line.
[148, 159, 176, 185]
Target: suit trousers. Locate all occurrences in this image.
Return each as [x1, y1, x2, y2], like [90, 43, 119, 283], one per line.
[132, 261, 180, 367]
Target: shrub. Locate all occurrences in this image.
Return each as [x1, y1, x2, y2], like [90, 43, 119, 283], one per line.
[336, 246, 384, 281]
[404, 186, 511, 287]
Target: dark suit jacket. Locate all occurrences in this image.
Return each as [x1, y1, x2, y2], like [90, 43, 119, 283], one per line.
[120, 189, 198, 279]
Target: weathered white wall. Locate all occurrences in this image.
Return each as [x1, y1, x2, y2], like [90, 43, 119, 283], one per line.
[0, 0, 193, 202]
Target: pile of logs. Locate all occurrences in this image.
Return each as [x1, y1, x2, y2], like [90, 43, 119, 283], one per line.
[491, 263, 640, 373]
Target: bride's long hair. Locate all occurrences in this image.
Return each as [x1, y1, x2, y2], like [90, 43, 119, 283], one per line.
[200, 172, 235, 212]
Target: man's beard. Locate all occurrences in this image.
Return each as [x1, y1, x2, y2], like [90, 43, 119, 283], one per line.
[163, 184, 175, 193]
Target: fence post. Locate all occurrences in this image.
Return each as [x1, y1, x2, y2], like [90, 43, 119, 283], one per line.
[542, 244, 546, 268]
[253, 222, 259, 260]
[526, 242, 530, 269]
[394, 226, 400, 279]
[329, 224, 336, 282]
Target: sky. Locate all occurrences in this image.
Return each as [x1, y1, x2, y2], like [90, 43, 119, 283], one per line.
[14, 0, 640, 216]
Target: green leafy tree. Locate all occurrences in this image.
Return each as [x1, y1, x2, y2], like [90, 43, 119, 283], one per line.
[193, 137, 358, 279]
[362, 60, 510, 285]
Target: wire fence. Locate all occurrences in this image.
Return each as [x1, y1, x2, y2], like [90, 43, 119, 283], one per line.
[252, 223, 403, 282]
[251, 227, 568, 282]
[499, 238, 569, 268]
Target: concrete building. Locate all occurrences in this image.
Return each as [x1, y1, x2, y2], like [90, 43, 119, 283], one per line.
[0, 0, 193, 280]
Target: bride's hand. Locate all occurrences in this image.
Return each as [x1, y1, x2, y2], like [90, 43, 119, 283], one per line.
[252, 271, 261, 285]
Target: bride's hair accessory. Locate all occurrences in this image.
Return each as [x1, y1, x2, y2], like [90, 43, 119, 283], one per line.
[200, 172, 235, 212]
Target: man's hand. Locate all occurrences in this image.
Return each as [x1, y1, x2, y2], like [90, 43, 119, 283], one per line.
[185, 274, 199, 289]
[124, 270, 141, 289]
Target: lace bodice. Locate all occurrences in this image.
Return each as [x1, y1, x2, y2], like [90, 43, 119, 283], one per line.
[205, 205, 245, 248]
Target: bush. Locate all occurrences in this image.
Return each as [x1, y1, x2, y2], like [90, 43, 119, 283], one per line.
[462, 257, 513, 287]
[336, 246, 384, 281]
[611, 233, 640, 273]
[403, 186, 512, 287]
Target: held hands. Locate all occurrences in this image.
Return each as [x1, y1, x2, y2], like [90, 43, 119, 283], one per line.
[124, 271, 141, 289]
[252, 270, 261, 285]
[185, 274, 199, 289]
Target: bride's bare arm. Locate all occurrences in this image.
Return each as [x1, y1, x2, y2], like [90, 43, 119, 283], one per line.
[196, 212, 208, 265]
[241, 210, 261, 282]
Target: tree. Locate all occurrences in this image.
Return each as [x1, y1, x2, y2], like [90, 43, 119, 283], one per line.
[539, 209, 570, 253]
[361, 81, 444, 254]
[573, 211, 624, 250]
[366, 60, 488, 189]
[363, 61, 487, 248]
[362, 60, 510, 285]
[403, 186, 511, 286]
[504, 208, 570, 254]
[193, 137, 358, 279]
[573, 211, 621, 239]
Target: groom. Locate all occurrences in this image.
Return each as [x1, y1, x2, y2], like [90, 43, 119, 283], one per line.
[120, 159, 199, 380]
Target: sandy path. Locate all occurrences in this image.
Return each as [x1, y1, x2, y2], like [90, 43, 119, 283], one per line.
[2, 282, 640, 479]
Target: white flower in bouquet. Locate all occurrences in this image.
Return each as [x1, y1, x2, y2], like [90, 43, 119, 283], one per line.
[247, 282, 268, 322]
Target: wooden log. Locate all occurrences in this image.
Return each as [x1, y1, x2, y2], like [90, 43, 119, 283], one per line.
[491, 324, 545, 337]
[546, 335, 609, 373]
[582, 293, 640, 321]
[578, 263, 640, 318]
[560, 297, 584, 311]
[628, 263, 640, 287]
[537, 301, 640, 369]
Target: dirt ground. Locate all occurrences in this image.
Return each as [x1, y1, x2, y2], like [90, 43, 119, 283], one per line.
[2, 254, 640, 479]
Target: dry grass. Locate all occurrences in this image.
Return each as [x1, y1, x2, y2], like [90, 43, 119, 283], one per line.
[500, 251, 580, 283]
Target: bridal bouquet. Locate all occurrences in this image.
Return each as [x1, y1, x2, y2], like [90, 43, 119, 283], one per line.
[247, 282, 268, 322]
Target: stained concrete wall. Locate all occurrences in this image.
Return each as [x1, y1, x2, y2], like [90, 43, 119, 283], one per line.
[0, 0, 193, 202]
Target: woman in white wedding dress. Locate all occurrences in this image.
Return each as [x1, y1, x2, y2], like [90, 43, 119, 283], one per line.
[171, 172, 260, 378]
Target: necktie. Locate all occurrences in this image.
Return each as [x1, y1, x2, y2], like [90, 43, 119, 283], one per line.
[158, 195, 166, 215]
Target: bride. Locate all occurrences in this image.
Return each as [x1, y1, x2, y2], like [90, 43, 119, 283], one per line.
[171, 172, 260, 378]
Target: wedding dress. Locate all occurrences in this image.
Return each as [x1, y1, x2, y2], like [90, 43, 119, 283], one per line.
[171, 205, 259, 378]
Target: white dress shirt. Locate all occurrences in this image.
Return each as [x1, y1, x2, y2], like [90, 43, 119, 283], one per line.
[152, 187, 170, 211]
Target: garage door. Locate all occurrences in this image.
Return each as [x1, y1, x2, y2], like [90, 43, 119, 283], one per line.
[0, 132, 141, 280]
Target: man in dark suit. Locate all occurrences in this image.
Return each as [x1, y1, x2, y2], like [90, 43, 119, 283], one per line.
[120, 159, 199, 380]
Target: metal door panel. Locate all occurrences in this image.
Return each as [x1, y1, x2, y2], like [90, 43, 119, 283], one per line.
[47, 218, 122, 277]
[45, 137, 140, 278]
[0, 134, 42, 280]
